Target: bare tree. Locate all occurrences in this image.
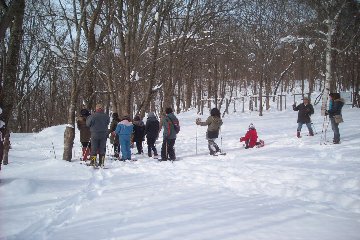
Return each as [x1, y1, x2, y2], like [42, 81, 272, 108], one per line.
[0, 0, 25, 168]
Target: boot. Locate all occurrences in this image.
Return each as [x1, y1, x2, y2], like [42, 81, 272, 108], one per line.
[148, 150, 152, 157]
[297, 131, 301, 138]
[83, 147, 91, 161]
[98, 154, 105, 167]
[81, 147, 86, 161]
[89, 156, 97, 166]
[309, 131, 314, 136]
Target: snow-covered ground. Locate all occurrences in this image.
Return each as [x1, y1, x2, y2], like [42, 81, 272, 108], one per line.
[1, 100, 360, 240]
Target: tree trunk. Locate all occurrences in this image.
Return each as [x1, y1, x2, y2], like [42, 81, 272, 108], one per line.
[0, 0, 25, 168]
[320, 17, 334, 116]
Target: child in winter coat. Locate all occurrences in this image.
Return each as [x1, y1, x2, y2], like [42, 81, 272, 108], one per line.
[293, 96, 314, 138]
[109, 113, 120, 158]
[196, 108, 223, 155]
[76, 109, 91, 161]
[115, 115, 134, 160]
[240, 123, 264, 149]
[133, 115, 146, 154]
[145, 112, 160, 158]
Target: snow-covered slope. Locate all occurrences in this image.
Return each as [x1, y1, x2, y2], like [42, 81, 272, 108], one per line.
[1, 103, 360, 240]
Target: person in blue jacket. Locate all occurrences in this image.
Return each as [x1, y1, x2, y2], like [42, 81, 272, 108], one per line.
[115, 115, 134, 160]
[326, 93, 345, 144]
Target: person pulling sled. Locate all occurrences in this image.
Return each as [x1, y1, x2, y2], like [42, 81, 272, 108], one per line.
[240, 123, 264, 149]
[196, 108, 223, 156]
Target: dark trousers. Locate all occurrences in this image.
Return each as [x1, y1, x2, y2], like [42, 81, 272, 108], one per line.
[81, 141, 91, 148]
[113, 144, 120, 157]
[330, 117, 340, 142]
[90, 134, 107, 156]
[161, 138, 176, 160]
[135, 140, 143, 153]
[147, 137, 158, 156]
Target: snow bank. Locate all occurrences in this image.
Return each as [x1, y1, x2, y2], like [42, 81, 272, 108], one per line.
[1, 101, 359, 240]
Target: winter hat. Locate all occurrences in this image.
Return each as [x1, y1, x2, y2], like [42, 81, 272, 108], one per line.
[122, 115, 131, 121]
[165, 107, 173, 114]
[148, 112, 156, 118]
[210, 108, 221, 118]
[329, 93, 340, 100]
[248, 123, 255, 130]
[80, 109, 91, 117]
[112, 112, 119, 120]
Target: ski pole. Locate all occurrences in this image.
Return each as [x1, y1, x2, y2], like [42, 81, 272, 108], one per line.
[51, 141, 56, 159]
[320, 116, 326, 144]
[220, 128, 223, 151]
[196, 124, 198, 155]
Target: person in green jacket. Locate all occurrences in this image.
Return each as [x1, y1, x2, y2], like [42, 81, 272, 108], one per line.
[160, 107, 179, 161]
[196, 108, 223, 155]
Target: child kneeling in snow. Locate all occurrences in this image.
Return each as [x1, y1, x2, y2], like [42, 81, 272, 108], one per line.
[240, 123, 264, 149]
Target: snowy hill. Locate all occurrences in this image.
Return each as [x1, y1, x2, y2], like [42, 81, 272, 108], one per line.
[1, 103, 360, 240]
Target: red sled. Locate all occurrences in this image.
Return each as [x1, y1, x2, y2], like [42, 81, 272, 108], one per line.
[256, 139, 265, 148]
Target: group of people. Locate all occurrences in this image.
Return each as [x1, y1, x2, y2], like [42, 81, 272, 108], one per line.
[76, 92, 345, 167]
[76, 104, 180, 166]
[292, 92, 345, 144]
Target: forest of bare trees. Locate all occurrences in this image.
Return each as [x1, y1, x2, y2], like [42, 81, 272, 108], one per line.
[0, 0, 359, 163]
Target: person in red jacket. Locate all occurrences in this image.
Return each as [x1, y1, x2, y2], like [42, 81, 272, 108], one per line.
[240, 123, 264, 149]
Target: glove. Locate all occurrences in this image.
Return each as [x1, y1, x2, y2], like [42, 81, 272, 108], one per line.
[292, 104, 296, 108]
[240, 137, 244, 142]
[324, 110, 329, 116]
[195, 118, 201, 125]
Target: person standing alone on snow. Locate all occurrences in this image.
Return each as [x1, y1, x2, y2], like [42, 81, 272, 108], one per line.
[77, 109, 91, 161]
[115, 115, 133, 160]
[196, 108, 223, 155]
[160, 108, 179, 161]
[293, 96, 314, 138]
[133, 115, 145, 154]
[145, 112, 159, 158]
[86, 104, 110, 167]
[326, 93, 345, 144]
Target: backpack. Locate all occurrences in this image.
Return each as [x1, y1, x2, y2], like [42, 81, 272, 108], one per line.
[168, 117, 180, 134]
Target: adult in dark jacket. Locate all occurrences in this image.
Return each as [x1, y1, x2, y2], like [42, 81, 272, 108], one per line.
[76, 109, 91, 160]
[145, 112, 160, 158]
[196, 108, 223, 155]
[160, 108, 179, 161]
[133, 115, 145, 154]
[109, 113, 120, 158]
[293, 97, 314, 138]
[86, 103, 110, 166]
[326, 93, 345, 144]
